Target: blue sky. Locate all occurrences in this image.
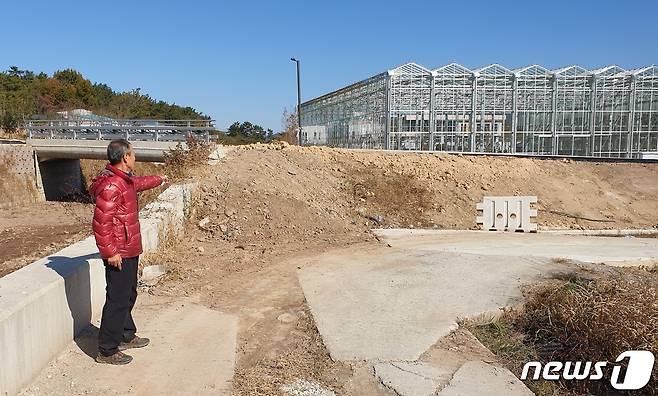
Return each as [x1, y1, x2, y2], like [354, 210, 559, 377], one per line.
[2, 0, 657, 131]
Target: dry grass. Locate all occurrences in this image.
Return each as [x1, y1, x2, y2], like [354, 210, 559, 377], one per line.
[136, 138, 213, 268]
[163, 135, 212, 181]
[518, 272, 658, 395]
[232, 302, 346, 396]
[466, 268, 658, 395]
[0, 128, 27, 140]
[462, 315, 561, 396]
[346, 165, 433, 228]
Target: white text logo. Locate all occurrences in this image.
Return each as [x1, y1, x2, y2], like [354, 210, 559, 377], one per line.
[521, 350, 655, 390]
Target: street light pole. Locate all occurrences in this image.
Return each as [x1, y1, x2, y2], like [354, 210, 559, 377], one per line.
[290, 58, 302, 145]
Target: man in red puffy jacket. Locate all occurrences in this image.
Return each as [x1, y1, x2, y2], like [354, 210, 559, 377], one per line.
[89, 139, 166, 365]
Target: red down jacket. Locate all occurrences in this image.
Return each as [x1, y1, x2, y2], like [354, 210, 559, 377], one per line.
[90, 164, 163, 259]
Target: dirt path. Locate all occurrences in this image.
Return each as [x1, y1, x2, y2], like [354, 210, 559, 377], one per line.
[22, 295, 238, 395]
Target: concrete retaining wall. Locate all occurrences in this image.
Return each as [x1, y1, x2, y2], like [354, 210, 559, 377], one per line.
[0, 183, 196, 396]
[0, 142, 45, 208]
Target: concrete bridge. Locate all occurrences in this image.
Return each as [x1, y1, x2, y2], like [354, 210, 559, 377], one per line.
[3, 119, 216, 202]
[4, 119, 216, 201]
[0, 139, 180, 202]
[27, 139, 188, 201]
[25, 118, 215, 162]
[28, 138, 185, 163]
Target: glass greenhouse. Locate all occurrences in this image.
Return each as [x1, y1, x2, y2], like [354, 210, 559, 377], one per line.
[300, 62, 658, 158]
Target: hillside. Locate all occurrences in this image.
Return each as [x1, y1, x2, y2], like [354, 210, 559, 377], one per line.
[0, 66, 209, 130]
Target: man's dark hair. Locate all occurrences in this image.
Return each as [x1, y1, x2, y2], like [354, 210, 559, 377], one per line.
[107, 139, 132, 165]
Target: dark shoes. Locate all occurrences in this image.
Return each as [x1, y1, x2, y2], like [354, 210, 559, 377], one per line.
[119, 336, 150, 351]
[95, 351, 133, 365]
[95, 336, 149, 364]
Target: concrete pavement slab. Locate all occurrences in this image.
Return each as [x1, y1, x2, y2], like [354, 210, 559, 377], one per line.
[436, 361, 533, 396]
[297, 230, 653, 394]
[374, 229, 658, 264]
[298, 246, 559, 361]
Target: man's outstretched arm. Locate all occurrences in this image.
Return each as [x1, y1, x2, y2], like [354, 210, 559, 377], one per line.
[132, 175, 167, 192]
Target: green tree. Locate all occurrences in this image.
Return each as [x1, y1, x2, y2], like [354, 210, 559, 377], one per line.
[220, 121, 274, 145]
[0, 66, 210, 131]
[227, 121, 269, 141]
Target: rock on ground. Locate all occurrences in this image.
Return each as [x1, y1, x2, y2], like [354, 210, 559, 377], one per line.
[281, 378, 336, 396]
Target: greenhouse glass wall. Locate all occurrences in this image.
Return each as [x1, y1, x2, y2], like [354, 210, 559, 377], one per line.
[300, 63, 658, 158]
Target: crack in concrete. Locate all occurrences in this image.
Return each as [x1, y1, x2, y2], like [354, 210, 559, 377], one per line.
[389, 362, 438, 382]
[372, 363, 403, 396]
[434, 362, 462, 394]
[373, 361, 445, 396]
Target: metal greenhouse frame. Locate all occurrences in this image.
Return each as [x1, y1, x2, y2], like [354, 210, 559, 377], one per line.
[299, 62, 658, 158]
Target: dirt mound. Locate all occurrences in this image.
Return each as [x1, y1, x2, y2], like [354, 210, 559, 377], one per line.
[191, 144, 658, 236]
[185, 145, 658, 248]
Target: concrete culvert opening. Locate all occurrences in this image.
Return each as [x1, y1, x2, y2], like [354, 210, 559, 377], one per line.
[38, 158, 92, 202]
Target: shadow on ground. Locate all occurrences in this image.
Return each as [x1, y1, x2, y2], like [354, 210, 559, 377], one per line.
[73, 325, 100, 359]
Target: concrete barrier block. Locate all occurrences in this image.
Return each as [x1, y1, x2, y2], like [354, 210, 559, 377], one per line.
[0, 183, 196, 395]
[476, 196, 538, 232]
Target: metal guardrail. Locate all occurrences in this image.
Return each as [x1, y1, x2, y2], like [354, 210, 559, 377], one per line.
[25, 119, 215, 142]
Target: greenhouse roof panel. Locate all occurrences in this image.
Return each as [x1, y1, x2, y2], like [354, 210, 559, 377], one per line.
[635, 65, 658, 78]
[514, 64, 552, 77]
[388, 62, 432, 75]
[433, 63, 473, 76]
[591, 65, 626, 76]
[617, 65, 658, 78]
[474, 64, 513, 76]
[552, 65, 590, 77]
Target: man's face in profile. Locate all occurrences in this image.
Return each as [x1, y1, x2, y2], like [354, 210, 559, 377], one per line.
[124, 148, 136, 171]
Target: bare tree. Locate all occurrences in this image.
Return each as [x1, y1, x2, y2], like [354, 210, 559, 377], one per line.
[278, 107, 298, 145]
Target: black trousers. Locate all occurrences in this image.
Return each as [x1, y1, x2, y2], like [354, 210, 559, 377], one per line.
[98, 256, 139, 356]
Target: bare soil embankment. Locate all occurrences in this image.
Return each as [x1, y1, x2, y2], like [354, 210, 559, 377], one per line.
[0, 202, 91, 277]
